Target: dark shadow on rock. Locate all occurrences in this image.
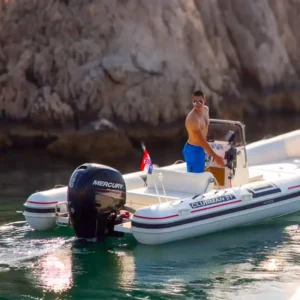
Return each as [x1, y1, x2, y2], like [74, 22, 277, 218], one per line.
[46, 118, 142, 162]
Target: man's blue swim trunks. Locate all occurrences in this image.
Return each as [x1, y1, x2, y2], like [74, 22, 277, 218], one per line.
[182, 143, 206, 173]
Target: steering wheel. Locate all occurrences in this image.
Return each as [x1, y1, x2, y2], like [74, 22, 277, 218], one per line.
[205, 153, 214, 169]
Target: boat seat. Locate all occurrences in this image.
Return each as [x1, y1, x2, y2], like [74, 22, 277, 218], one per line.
[126, 169, 215, 210]
[126, 187, 190, 208]
[146, 168, 215, 194]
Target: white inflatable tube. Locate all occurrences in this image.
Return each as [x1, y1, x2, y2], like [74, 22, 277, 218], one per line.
[24, 162, 187, 230]
[246, 130, 300, 166]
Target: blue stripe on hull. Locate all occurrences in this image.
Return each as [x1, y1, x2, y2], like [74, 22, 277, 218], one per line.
[24, 207, 56, 214]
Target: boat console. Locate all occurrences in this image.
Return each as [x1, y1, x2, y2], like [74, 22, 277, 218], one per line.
[205, 119, 249, 188]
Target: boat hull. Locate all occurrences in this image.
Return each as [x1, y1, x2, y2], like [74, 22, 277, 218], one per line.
[23, 164, 186, 230]
[132, 194, 300, 245]
[23, 211, 56, 231]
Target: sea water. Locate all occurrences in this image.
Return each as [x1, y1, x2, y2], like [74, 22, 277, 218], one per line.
[1, 114, 300, 300]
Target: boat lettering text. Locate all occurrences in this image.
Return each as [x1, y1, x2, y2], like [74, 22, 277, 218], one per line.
[210, 143, 224, 150]
[263, 199, 274, 205]
[92, 180, 124, 189]
[69, 171, 79, 188]
[190, 194, 236, 209]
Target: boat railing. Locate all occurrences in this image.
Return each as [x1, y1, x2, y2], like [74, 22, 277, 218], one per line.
[152, 172, 169, 203]
[158, 172, 168, 202]
[55, 202, 71, 227]
[192, 176, 220, 200]
[150, 170, 221, 203]
[212, 176, 222, 190]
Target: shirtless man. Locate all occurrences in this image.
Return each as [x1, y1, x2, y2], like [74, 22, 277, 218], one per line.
[183, 90, 225, 173]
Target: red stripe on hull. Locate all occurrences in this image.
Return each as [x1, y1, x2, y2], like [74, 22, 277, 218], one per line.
[288, 185, 300, 190]
[26, 201, 58, 205]
[133, 214, 179, 220]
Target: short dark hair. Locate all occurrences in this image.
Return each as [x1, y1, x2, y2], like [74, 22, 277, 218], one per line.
[192, 90, 205, 98]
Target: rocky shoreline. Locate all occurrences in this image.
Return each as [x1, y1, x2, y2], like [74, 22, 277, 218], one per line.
[1, 0, 300, 163]
[0, 118, 187, 162]
[2, 111, 300, 164]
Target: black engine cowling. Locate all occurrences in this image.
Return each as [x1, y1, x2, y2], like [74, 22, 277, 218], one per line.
[68, 163, 126, 241]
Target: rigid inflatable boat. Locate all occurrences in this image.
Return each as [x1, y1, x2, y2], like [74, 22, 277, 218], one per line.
[23, 119, 300, 245]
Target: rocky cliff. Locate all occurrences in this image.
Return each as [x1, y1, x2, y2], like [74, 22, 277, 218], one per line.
[1, 0, 300, 159]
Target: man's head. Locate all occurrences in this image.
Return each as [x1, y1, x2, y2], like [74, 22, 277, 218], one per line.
[192, 90, 206, 108]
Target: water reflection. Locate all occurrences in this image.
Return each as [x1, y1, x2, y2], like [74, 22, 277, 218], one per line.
[35, 213, 300, 299]
[0, 222, 68, 265]
[120, 216, 300, 299]
[260, 258, 280, 272]
[111, 249, 136, 289]
[60, 239, 136, 299]
[1, 213, 300, 299]
[32, 248, 73, 293]
[0, 222, 74, 299]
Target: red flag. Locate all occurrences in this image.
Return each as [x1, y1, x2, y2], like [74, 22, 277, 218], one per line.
[140, 147, 153, 174]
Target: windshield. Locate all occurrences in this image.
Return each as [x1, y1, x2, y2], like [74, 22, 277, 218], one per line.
[207, 120, 245, 147]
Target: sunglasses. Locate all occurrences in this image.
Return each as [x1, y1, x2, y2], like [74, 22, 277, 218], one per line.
[193, 100, 204, 105]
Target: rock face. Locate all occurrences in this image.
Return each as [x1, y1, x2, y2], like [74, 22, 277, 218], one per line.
[0, 0, 300, 158]
[47, 119, 141, 161]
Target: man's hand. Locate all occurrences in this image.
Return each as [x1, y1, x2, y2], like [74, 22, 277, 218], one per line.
[214, 154, 225, 168]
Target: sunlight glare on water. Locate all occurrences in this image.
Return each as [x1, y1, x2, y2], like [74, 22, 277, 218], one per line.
[31, 248, 73, 293]
[0, 222, 69, 267]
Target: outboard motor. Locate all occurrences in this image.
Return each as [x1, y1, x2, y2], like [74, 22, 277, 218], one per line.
[224, 131, 238, 180]
[68, 163, 126, 241]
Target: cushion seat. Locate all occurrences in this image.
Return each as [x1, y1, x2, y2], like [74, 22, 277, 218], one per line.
[126, 168, 215, 210]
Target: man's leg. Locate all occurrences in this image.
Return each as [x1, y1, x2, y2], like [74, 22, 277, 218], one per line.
[189, 159, 205, 173]
[193, 147, 206, 172]
[183, 144, 205, 173]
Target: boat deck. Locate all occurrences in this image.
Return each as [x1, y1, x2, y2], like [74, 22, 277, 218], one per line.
[125, 158, 300, 212]
[249, 157, 300, 182]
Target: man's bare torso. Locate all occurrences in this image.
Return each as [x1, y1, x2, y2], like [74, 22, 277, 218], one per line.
[186, 106, 209, 146]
